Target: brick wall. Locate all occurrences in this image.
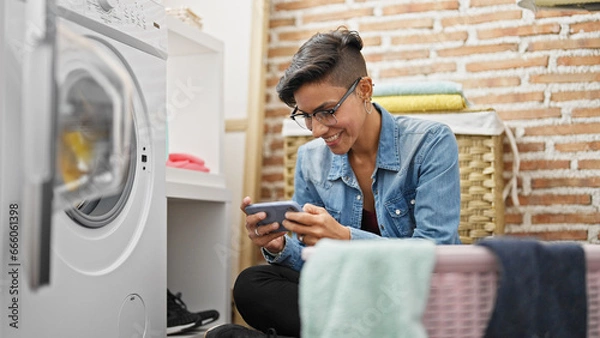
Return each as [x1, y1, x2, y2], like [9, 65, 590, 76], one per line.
[260, 0, 600, 242]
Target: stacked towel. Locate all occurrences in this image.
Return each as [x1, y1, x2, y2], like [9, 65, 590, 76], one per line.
[372, 81, 468, 113]
[166, 153, 210, 172]
[299, 238, 436, 338]
[374, 94, 467, 112]
[372, 80, 463, 97]
[477, 237, 587, 338]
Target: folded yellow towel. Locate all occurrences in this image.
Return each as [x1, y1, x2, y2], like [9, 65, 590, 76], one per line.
[373, 94, 467, 113]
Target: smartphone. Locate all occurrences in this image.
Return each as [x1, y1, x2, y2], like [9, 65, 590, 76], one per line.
[244, 201, 303, 232]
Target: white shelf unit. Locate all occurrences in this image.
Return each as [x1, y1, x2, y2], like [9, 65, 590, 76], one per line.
[166, 17, 224, 174]
[166, 16, 232, 332]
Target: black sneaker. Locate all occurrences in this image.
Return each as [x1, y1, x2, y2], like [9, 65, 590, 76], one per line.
[196, 309, 220, 327]
[203, 324, 295, 338]
[167, 289, 200, 335]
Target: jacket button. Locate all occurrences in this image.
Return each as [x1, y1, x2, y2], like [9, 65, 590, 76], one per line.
[356, 195, 361, 200]
[395, 209, 401, 215]
[410, 199, 415, 205]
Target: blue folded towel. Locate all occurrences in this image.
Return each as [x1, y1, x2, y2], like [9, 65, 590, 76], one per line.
[372, 80, 463, 97]
[477, 237, 587, 338]
[299, 238, 436, 338]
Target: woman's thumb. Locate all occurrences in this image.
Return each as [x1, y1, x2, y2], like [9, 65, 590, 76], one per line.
[303, 203, 321, 214]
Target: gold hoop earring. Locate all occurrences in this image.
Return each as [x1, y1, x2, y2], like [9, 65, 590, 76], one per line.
[364, 99, 373, 115]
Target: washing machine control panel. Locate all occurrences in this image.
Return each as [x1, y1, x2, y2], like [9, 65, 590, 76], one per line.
[57, 0, 167, 53]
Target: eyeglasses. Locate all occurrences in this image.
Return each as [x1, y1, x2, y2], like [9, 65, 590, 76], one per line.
[290, 77, 362, 130]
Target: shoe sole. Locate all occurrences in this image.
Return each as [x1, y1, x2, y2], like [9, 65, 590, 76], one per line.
[193, 310, 220, 328]
[167, 321, 197, 335]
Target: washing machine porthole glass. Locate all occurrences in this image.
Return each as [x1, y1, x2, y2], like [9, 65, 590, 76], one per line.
[60, 69, 138, 229]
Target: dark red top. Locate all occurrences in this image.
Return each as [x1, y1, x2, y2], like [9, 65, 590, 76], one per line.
[361, 209, 381, 235]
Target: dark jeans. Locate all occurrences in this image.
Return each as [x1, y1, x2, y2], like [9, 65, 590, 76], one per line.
[233, 264, 300, 337]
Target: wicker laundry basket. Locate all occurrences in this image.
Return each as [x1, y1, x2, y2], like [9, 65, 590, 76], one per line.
[282, 108, 506, 244]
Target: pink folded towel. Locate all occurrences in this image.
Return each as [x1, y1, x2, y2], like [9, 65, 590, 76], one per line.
[166, 153, 210, 172]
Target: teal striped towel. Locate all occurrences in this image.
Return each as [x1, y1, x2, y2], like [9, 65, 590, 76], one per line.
[373, 80, 463, 97]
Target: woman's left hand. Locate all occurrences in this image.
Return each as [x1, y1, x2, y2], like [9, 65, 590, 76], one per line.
[282, 203, 351, 246]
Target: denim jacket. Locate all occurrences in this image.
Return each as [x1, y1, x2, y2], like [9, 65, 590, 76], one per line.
[264, 103, 461, 271]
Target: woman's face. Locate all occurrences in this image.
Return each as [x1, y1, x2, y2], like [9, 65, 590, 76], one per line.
[294, 80, 366, 155]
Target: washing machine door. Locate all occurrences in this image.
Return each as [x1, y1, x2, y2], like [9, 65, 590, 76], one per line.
[21, 4, 134, 288]
[54, 26, 135, 208]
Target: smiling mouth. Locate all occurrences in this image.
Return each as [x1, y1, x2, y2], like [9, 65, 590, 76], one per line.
[324, 132, 341, 143]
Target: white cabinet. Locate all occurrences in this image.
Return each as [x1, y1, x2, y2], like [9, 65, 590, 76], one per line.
[165, 16, 232, 335]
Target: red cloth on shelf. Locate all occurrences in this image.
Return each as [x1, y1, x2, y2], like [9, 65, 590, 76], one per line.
[166, 153, 210, 172]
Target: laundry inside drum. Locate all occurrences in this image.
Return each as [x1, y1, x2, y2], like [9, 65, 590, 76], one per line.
[57, 73, 114, 194]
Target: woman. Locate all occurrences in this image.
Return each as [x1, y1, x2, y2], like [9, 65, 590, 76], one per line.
[205, 27, 461, 338]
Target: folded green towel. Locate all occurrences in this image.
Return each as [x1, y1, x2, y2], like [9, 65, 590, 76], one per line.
[372, 81, 463, 97]
[299, 239, 436, 338]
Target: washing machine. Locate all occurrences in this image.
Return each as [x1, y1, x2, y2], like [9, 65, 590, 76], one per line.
[0, 0, 168, 337]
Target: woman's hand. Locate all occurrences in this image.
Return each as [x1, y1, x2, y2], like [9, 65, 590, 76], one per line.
[241, 196, 287, 254]
[282, 203, 351, 246]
